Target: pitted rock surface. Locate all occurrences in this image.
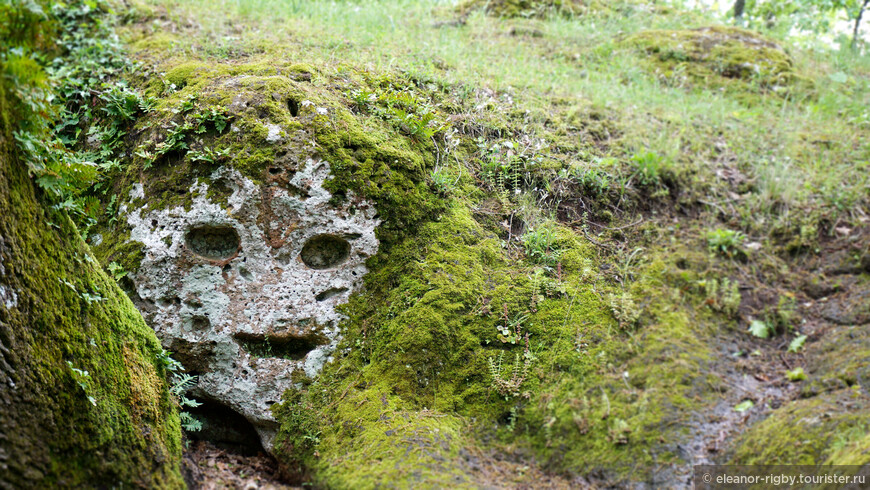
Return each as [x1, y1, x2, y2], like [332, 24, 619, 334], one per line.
[125, 161, 379, 448]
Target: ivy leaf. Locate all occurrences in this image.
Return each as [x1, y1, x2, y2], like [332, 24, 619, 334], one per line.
[734, 400, 754, 412]
[748, 320, 770, 339]
[788, 334, 808, 353]
[786, 367, 807, 382]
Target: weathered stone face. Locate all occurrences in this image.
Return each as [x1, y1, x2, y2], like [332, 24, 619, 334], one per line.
[124, 159, 379, 448]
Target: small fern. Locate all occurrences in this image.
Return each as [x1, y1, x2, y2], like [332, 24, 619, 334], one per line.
[157, 349, 203, 432]
[487, 350, 533, 398]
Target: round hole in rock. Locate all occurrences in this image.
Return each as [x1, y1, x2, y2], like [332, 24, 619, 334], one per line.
[300, 234, 350, 269]
[185, 225, 240, 260]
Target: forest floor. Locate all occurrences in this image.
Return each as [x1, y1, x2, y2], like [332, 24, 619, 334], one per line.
[183, 441, 298, 490]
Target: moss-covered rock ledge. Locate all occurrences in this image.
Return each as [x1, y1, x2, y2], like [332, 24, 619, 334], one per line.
[0, 77, 183, 487]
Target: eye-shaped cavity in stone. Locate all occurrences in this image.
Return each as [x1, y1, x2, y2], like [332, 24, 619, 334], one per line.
[300, 234, 351, 269]
[185, 225, 241, 260]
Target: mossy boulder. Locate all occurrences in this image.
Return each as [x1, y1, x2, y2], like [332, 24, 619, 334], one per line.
[0, 75, 183, 487]
[622, 26, 800, 95]
[458, 0, 613, 18]
[88, 58, 440, 451]
[90, 12, 853, 485]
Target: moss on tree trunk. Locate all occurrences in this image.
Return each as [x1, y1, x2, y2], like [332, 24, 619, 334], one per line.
[0, 78, 183, 488]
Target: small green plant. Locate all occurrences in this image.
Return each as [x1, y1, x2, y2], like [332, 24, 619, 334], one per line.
[137, 121, 194, 167]
[505, 405, 519, 432]
[430, 167, 454, 196]
[487, 350, 533, 398]
[773, 294, 796, 331]
[371, 85, 444, 143]
[347, 87, 376, 111]
[609, 418, 631, 445]
[488, 304, 535, 398]
[67, 361, 97, 406]
[175, 92, 198, 114]
[608, 291, 641, 329]
[100, 81, 151, 124]
[529, 267, 566, 305]
[157, 349, 202, 432]
[748, 319, 773, 339]
[188, 146, 230, 164]
[706, 228, 746, 258]
[80, 291, 104, 304]
[107, 261, 127, 281]
[192, 105, 229, 133]
[496, 305, 530, 345]
[522, 225, 562, 266]
[702, 277, 741, 317]
[734, 399, 754, 412]
[630, 150, 665, 187]
[786, 367, 807, 381]
[562, 165, 611, 196]
[399, 109, 441, 142]
[788, 334, 808, 353]
[477, 138, 547, 198]
[59, 277, 104, 304]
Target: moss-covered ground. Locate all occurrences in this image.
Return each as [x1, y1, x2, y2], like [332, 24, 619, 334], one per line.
[56, 0, 870, 486]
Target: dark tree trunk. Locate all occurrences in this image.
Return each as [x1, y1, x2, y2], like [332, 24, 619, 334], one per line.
[733, 0, 746, 20]
[852, 0, 869, 49]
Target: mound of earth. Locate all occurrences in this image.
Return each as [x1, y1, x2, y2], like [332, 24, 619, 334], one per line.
[622, 26, 799, 93]
[458, 0, 609, 18]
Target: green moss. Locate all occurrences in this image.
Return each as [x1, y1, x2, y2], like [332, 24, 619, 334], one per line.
[92, 48, 728, 485]
[268, 193, 725, 485]
[275, 384, 474, 488]
[163, 62, 209, 89]
[509, 256, 718, 480]
[0, 81, 183, 487]
[92, 224, 145, 277]
[731, 291, 870, 465]
[731, 389, 870, 465]
[622, 26, 805, 97]
[806, 312, 870, 387]
[457, 0, 623, 18]
[825, 431, 870, 465]
[90, 17, 857, 485]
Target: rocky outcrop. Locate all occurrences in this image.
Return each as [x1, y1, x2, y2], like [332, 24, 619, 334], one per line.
[88, 68, 394, 451]
[123, 160, 378, 448]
